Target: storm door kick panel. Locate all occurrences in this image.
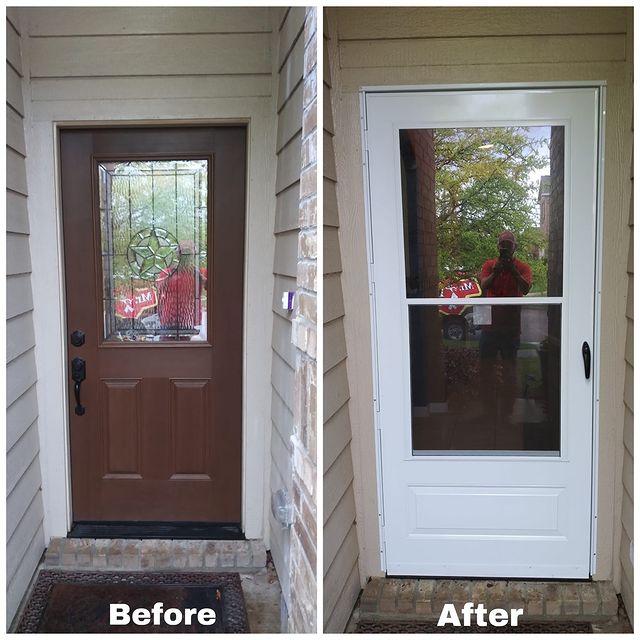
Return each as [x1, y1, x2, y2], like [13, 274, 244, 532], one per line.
[366, 88, 599, 577]
[61, 127, 245, 524]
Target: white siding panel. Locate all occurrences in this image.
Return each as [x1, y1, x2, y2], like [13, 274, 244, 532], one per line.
[6, 64, 24, 115]
[324, 445, 355, 524]
[275, 183, 302, 233]
[324, 131, 336, 181]
[337, 7, 629, 40]
[31, 75, 272, 102]
[324, 273, 345, 324]
[323, 338, 349, 420]
[277, 34, 304, 109]
[30, 34, 271, 78]
[7, 493, 45, 583]
[7, 384, 39, 452]
[7, 106, 26, 156]
[324, 560, 360, 633]
[323, 526, 359, 620]
[276, 82, 303, 152]
[271, 352, 295, 413]
[6, 523, 45, 627]
[6, 349, 37, 407]
[6, 274, 34, 319]
[7, 190, 30, 235]
[339, 62, 627, 94]
[271, 387, 294, 448]
[273, 230, 300, 278]
[7, 457, 42, 540]
[7, 312, 36, 364]
[6, 19, 22, 73]
[324, 317, 347, 373]
[275, 136, 303, 194]
[340, 34, 625, 70]
[323, 227, 342, 275]
[324, 402, 351, 473]
[6, 232, 32, 276]
[7, 148, 28, 197]
[6, 7, 21, 33]
[7, 421, 40, 496]
[272, 312, 296, 369]
[270, 420, 293, 490]
[324, 483, 357, 569]
[277, 7, 305, 69]
[324, 178, 339, 227]
[25, 7, 271, 36]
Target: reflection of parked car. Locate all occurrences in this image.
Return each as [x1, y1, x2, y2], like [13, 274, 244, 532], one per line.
[439, 277, 482, 341]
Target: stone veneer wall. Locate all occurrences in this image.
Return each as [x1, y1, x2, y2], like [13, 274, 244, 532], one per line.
[288, 6, 318, 634]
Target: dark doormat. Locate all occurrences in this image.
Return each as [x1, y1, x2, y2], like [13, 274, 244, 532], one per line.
[16, 570, 249, 633]
[356, 620, 593, 633]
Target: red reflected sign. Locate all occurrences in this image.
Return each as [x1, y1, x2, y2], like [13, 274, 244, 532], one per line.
[115, 287, 158, 319]
[439, 279, 482, 316]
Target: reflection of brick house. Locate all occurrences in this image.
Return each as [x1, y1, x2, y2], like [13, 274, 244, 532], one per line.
[537, 175, 551, 258]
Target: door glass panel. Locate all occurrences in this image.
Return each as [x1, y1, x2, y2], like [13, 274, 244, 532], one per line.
[99, 160, 208, 342]
[409, 304, 561, 454]
[400, 126, 564, 298]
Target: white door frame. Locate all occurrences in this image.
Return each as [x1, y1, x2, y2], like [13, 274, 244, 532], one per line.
[27, 102, 277, 543]
[360, 82, 606, 576]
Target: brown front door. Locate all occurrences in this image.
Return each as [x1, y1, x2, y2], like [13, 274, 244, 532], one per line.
[60, 127, 245, 523]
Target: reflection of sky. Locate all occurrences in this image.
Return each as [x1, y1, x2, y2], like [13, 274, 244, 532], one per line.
[524, 126, 551, 195]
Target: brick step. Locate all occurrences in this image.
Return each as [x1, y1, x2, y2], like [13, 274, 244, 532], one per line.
[44, 538, 266, 572]
[360, 578, 620, 623]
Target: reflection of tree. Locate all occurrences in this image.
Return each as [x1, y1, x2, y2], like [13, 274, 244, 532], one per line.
[434, 128, 548, 291]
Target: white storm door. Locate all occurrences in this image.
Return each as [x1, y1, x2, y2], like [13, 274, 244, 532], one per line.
[365, 87, 600, 577]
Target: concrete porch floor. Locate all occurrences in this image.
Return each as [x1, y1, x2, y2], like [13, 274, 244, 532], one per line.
[11, 539, 283, 633]
[347, 577, 633, 633]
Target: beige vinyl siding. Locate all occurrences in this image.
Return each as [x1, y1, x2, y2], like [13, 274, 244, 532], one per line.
[323, 15, 361, 632]
[22, 7, 271, 103]
[619, 116, 633, 624]
[329, 6, 633, 592]
[269, 6, 306, 611]
[6, 10, 46, 628]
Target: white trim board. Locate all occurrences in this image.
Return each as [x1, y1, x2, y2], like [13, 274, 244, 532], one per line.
[26, 101, 277, 543]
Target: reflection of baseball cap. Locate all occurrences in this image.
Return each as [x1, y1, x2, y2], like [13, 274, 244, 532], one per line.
[498, 230, 516, 245]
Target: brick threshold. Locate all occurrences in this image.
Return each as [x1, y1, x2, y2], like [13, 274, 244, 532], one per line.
[45, 537, 267, 572]
[358, 577, 621, 624]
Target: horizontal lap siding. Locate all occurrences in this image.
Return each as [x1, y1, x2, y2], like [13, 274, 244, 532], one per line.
[269, 6, 306, 611]
[323, 17, 360, 632]
[620, 130, 633, 624]
[6, 12, 45, 630]
[24, 7, 272, 103]
[331, 4, 632, 627]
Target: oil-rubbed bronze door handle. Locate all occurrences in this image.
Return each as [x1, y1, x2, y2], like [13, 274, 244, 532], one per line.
[71, 357, 86, 415]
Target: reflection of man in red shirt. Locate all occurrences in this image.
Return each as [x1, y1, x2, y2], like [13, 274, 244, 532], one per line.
[478, 230, 532, 422]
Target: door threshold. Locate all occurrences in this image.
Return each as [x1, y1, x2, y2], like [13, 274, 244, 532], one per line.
[69, 521, 243, 540]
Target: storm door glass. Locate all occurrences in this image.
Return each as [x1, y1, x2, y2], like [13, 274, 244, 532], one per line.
[401, 126, 564, 454]
[99, 160, 208, 342]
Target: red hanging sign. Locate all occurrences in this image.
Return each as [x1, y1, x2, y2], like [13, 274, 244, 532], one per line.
[439, 278, 482, 316]
[115, 287, 158, 319]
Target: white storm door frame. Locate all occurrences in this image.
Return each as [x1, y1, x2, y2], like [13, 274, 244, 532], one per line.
[364, 86, 601, 578]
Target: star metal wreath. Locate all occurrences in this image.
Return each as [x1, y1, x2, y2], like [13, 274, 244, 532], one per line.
[127, 227, 181, 280]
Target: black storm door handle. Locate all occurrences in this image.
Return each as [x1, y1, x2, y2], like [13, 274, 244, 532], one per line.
[71, 357, 86, 415]
[582, 341, 591, 379]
